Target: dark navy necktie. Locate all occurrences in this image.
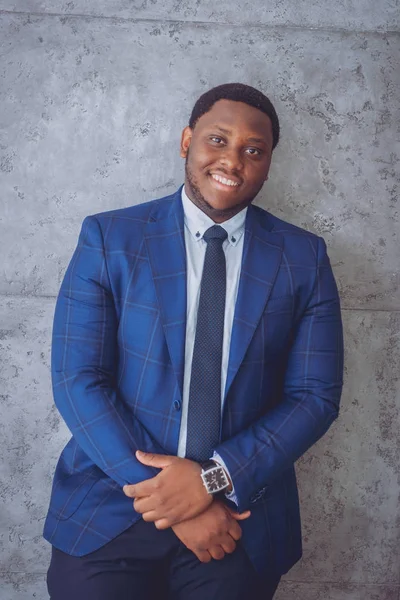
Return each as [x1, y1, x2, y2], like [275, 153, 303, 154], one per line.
[186, 225, 228, 462]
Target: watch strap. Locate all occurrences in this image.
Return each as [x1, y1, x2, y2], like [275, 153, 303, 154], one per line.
[200, 460, 218, 472]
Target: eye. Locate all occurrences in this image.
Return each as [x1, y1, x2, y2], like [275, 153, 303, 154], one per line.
[246, 147, 262, 156]
[209, 136, 225, 144]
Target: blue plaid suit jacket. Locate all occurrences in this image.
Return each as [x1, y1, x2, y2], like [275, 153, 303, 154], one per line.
[44, 186, 343, 577]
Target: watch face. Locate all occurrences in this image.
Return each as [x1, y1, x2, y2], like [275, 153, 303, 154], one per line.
[205, 467, 228, 492]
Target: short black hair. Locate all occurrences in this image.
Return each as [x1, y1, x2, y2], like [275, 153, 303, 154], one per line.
[189, 82, 280, 150]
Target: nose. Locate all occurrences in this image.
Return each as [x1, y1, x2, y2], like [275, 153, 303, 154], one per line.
[219, 147, 243, 172]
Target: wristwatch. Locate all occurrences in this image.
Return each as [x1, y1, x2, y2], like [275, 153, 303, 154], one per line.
[200, 460, 230, 495]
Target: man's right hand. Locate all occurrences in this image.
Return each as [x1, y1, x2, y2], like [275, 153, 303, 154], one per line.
[171, 500, 251, 563]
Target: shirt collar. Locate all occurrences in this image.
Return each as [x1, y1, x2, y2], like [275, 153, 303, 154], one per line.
[181, 185, 247, 247]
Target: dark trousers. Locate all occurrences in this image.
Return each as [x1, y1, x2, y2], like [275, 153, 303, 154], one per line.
[47, 519, 280, 600]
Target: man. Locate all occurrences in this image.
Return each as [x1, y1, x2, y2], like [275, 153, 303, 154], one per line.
[44, 83, 344, 599]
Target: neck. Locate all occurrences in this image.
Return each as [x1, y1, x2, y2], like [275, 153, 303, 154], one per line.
[184, 181, 249, 223]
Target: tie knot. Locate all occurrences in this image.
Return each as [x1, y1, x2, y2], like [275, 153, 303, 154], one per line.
[203, 225, 228, 244]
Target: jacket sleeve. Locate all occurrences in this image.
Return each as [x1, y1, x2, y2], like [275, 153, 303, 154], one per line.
[214, 236, 344, 511]
[51, 215, 163, 487]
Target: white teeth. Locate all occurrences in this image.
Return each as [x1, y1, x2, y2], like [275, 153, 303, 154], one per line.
[211, 174, 239, 187]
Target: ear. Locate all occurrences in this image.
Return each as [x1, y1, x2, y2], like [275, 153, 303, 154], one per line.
[180, 126, 193, 159]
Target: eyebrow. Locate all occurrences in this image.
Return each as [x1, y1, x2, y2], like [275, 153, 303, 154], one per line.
[213, 125, 267, 145]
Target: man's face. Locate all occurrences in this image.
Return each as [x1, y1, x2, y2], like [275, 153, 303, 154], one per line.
[180, 99, 274, 222]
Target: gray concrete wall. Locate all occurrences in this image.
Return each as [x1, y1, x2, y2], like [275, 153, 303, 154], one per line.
[0, 2, 399, 599]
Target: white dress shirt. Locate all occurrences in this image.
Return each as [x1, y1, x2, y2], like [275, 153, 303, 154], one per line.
[177, 186, 246, 500]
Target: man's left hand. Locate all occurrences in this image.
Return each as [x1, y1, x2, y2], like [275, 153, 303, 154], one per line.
[123, 451, 212, 529]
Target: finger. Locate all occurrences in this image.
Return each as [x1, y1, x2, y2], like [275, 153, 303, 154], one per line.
[209, 545, 225, 561]
[136, 451, 174, 469]
[154, 518, 170, 530]
[123, 484, 136, 498]
[228, 521, 243, 541]
[194, 550, 212, 563]
[133, 497, 156, 514]
[141, 511, 159, 523]
[221, 537, 237, 554]
[123, 477, 160, 499]
[228, 509, 251, 521]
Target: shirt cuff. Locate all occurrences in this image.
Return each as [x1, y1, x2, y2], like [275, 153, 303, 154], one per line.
[212, 452, 239, 506]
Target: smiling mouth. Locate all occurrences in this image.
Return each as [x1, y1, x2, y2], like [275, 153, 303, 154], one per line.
[210, 173, 240, 188]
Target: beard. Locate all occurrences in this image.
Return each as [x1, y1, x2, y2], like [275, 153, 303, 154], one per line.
[184, 151, 261, 221]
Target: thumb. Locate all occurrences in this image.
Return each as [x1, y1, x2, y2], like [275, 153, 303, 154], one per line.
[135, 450, 174, 469]
[227, 508, 251, 521]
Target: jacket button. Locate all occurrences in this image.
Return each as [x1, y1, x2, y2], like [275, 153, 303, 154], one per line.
[173, 400, 181, 411]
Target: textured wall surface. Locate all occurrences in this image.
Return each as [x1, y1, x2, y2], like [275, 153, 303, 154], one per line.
[0, 3, 399, 599]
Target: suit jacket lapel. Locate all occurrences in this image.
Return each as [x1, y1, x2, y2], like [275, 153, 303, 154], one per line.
[224, 205, 283, 397]
[144, 190, 186, 399]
